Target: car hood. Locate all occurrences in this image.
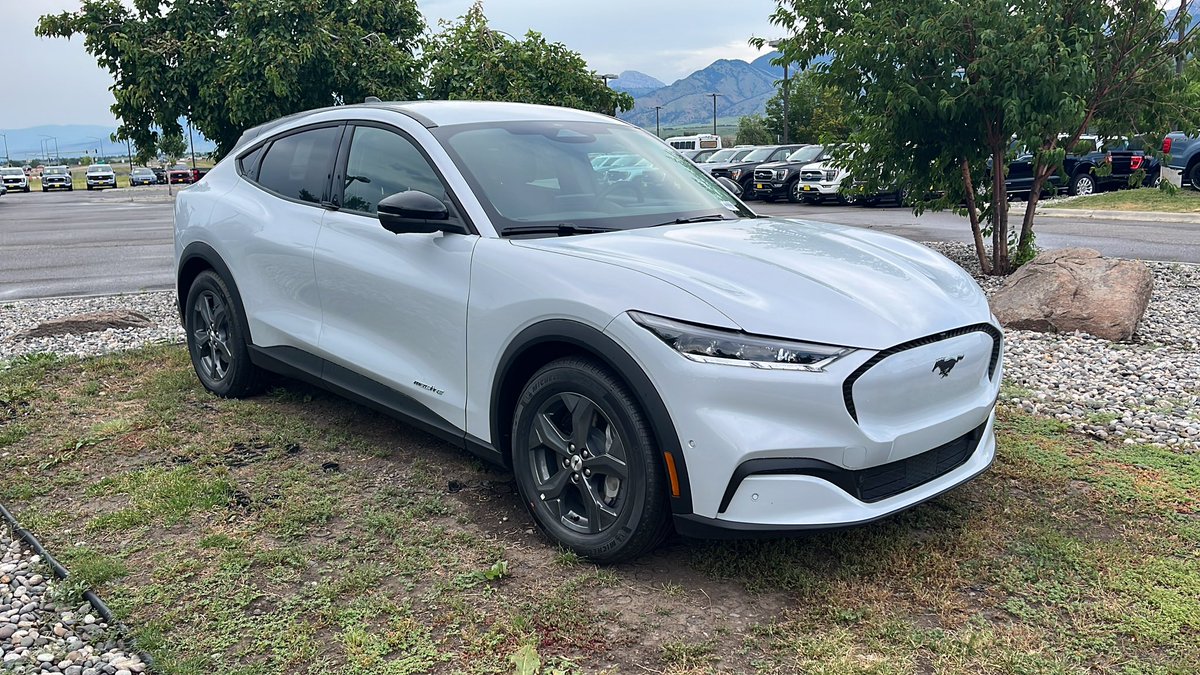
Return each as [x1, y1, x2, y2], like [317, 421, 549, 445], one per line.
[512, 218, 991, 350]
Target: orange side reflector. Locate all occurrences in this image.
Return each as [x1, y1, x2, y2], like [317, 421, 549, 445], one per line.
[663, 451, 681, 497]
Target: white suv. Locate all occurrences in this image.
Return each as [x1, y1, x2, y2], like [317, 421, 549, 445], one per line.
[1, 167, 30, 193]
[174, 101, 1002, 561]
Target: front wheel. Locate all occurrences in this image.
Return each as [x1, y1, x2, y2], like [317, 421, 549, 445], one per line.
[185, 271, 266, 398]
[787, 179, 803, 203]
[512, 357, 671, 563]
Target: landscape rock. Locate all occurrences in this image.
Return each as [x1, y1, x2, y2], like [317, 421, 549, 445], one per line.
[988, 247, 1152, 341]
[14, 309, 153, 339]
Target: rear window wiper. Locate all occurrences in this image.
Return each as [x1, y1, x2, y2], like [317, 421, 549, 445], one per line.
[658, 213, 734, 226]
[500, 223, 617, 237]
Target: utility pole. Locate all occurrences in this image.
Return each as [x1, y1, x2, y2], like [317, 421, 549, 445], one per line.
[0, 134, 8, 166]
[654, 106, 662, 138]
[188, 120, 197, 170]
[707, 93, 720, 136]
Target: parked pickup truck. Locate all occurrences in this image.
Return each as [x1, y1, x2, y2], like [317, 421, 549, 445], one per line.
[1161, 132, 1200, 188]
[1005, 137, 1159, 196]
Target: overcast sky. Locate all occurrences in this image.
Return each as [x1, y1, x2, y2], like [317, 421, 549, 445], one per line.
[1, 0, 779, 130]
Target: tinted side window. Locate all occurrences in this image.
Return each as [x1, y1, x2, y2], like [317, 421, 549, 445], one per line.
[342, 126, 456, 218]
[238, 144, 266, 180]
[256, 126, 340, 204]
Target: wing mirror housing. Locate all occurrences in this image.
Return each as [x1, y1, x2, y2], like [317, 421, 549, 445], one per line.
[377, 190, 469, 235]
[715, 176, 743, 197]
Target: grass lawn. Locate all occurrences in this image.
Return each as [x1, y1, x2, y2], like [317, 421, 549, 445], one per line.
[1, 347, 1197, 674]
[1042, 187, 1200, 212]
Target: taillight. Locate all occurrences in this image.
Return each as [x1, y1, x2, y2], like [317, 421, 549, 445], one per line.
[1163, 137, 1173, 153]
[1130, 155, 1144, 170]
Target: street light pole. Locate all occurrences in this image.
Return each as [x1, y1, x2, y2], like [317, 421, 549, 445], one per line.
[768, 39, 790, 144]
[599, 73, 619, 116]
[654, 106, 662, 138]
[707, 93, 720, 136]
[0, 133, 8, 165]
[188, 119, 197, 170]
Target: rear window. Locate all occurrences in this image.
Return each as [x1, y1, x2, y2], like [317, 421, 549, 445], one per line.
[255, 126, 340, 203]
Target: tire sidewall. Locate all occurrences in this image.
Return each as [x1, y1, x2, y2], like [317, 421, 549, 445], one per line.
[511, 361, 659, 560]
[1072, 173, 1094, 196]
[185, 271, 254, 397]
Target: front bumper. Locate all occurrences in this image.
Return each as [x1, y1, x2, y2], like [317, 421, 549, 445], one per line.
[87, 178, 116, 187]
[42, 181, 70, 189]
[605, 313, 1003, 534]
[799, 181, 842, 196]
[750, 180, 792, 199]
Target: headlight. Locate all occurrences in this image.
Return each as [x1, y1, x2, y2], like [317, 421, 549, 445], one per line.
[824, 169, 839, 182]
[630, 312, 854, 372]
[730, 169, 743, 180]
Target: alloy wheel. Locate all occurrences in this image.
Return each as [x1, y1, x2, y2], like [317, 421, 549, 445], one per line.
[525, 392, 629, 535]
[191, 290, 233, 383]
[1075, 175, 1094, 196]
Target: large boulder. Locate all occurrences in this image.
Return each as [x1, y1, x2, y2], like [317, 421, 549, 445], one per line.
[989, 248, 1152, 341]
[15, 309, 153, 339]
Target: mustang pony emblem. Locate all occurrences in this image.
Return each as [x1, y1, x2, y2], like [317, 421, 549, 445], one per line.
[932, 355, 964, 378]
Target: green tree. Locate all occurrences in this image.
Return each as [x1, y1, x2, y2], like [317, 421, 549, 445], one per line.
[37, 0, 424, 158]
[423, 2, 633, 115]
[735, 114, 774, 145]
[764, 70, 852, 143]
[758, 0, 1200, 274]
[159, 133, 187, 164]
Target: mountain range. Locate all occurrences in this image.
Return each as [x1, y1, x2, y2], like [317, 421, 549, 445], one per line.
[616, 51, 796, 130]
[0, 124, 216, 163]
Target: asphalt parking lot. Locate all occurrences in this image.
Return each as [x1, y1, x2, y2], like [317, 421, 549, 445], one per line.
[3, 186, 1200, 301]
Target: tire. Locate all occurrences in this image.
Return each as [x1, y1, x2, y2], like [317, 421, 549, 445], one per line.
[511, 357, 671, 563]
[740, 180, 756, 201]
[67, 186, 73, 191]
[1188, 162, 1200, 191]
[23, 187, 29, 193]
[184, 270, 266, 398]
[41, 187, 47, 193]
[1069, 172, 1096, 196]
[787, 179, 803, 203]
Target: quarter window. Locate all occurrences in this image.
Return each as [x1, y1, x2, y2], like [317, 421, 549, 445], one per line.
[341, 126, 456, 219]
[255, 126, 341, 204]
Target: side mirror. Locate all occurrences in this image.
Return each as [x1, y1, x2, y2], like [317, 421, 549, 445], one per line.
[715, 176, 743, 197]
[377, 190, 466, 235]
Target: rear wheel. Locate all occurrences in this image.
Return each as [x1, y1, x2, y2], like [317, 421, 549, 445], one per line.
[512, 357, 670, 563]
[1070, 172, 1096, 196]
[1188, 162, 1200, 190]
[185, 271, 266, 398]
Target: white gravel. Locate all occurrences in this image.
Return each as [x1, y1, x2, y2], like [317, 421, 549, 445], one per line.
[0, 531, 145, 674]
[1, 247, 1197, 451]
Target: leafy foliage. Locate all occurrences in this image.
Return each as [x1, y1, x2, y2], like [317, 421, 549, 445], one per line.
[735, 114, 774, 145]
[422, 2, 633, 115]
[764, 70, 852, 144]
[759, 0, 1200, 274]
[37, 0, 425, 158]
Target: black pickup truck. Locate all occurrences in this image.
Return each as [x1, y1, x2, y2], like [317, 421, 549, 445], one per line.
[749, 145, 829, 202]
[710, 144, 807, 199]
[1005, 139, 1159, 197]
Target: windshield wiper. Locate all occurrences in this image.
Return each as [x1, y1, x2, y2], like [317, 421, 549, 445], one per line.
[659, 214, 734, 226]
[499, 223, 617, 237]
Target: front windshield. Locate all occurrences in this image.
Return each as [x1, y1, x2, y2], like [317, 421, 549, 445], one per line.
[133, 168, 153, 175]
[0, 168, 23, 176]
[788, 146, 826, 163]
[742, 147, 779, 162]
[704, 148, 739, 163]
[88, 164, 112, 173]
[433, 120, 754, 234]
[46, 167, 68, 176]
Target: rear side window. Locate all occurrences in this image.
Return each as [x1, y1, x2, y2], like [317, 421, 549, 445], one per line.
[238, 144, 266, 180]
[255, 126, 341, 204]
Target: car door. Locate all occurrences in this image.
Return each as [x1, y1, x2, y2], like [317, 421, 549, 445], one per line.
[1006, 145, 1034, 194]
[225, 123, 343, 351]
[314, 121, 479, 433]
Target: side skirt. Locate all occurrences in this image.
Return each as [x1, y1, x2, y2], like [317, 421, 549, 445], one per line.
[248, 345, 505, 467]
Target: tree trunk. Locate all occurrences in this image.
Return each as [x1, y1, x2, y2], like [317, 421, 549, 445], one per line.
[989, 151, 1010, 274]
[1018, 165, 1048, 262]
[960, 160, 992, 275]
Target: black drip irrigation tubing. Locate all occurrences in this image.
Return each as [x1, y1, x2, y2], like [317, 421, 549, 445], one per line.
[0, 502, 155, 671]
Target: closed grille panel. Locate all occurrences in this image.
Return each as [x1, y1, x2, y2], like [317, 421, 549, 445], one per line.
[855, 424, 982, 502]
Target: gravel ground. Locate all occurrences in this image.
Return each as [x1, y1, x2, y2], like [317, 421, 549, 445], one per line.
[1, 246, 1197, 451]
[0, 531, 145, 674]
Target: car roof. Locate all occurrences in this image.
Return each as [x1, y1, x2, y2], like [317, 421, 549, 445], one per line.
[234, 101, 620, 151]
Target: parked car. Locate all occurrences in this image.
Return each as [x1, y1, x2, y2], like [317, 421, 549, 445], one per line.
[0, 183, 6, 197]
[190, 167, 210, 183]
[796, 148, 853, 203]
[168, 164, 193, 184]
[709, 144, 807, 199]
[750, 145, 828, 201]
[696, 147, 757, 175]
[1005, 137, 1158, 197]
[130, 167, 158, 186]
[175, 101, 1002, 562]
[678, 148, 719, 163]
[151, 166, 167, 184]
[41, 166, 73, 192]
[1, 167, 30, 193]
[85, 163, 118, 190]
[1161, 133, 1199, 188]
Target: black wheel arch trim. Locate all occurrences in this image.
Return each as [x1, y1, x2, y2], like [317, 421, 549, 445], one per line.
[491, 319, 694, 514]
[176, 242, 256, 339]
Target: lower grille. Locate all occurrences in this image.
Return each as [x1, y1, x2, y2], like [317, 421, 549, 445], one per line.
[855, 424, 983, 502]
